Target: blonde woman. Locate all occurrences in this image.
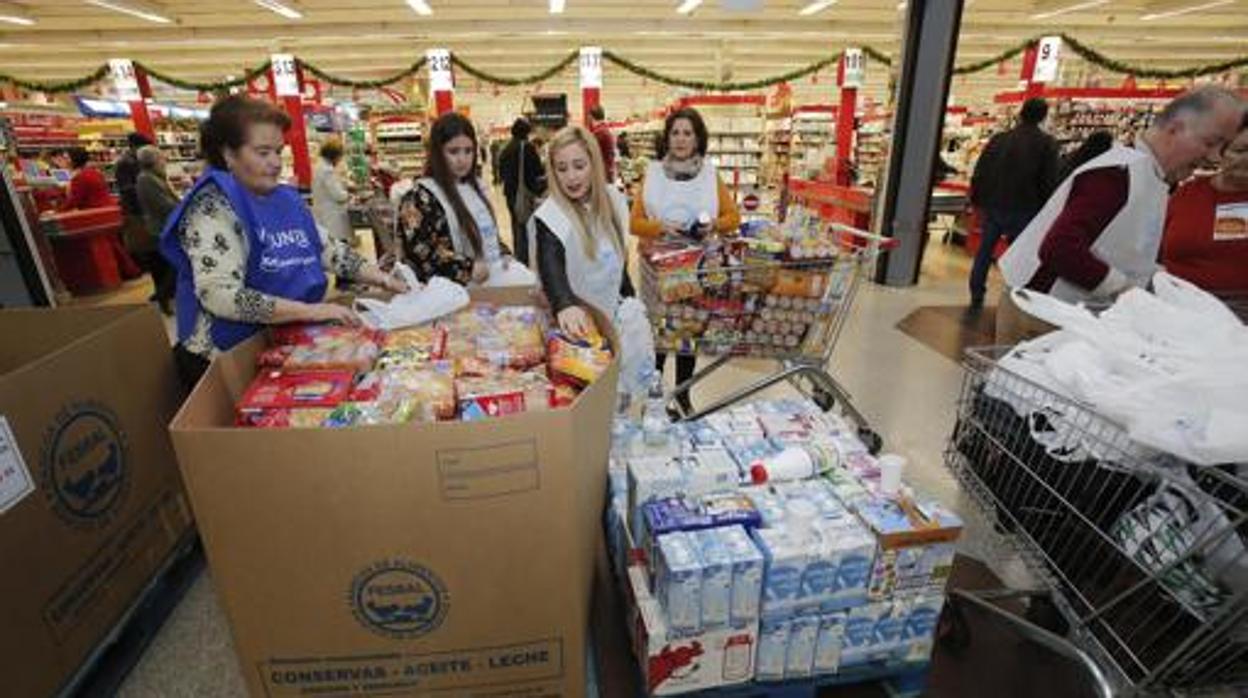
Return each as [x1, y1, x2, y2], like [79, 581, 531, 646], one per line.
[530, 125, 634, 339]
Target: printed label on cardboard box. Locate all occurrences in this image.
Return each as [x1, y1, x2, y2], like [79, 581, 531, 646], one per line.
[258, 638, 564, 696]
[0, 415, 35, 514]
[41, 488, 190, 640]
[436, 440, 539, 500]
[39, 401, 130, 529]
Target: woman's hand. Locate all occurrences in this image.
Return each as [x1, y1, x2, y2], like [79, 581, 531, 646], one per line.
[308, 302, 361, 326]
[380, 273, 411, 294]
[557, 306, 598, 339]
[471, 259, 490, 284]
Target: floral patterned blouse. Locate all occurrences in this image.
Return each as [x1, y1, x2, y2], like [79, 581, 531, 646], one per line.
[395, 180, 509, 285]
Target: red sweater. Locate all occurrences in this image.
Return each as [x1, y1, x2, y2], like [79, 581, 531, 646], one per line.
[1161, 176, 1248, 293]
[60, 166, 115, 211]
[1026, 166, 1129, 294]
[593, 124, 616, 181]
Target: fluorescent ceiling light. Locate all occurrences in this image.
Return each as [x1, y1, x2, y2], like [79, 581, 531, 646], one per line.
[1029, 0, 1109, 19]
[676, 0, 702, 14]
[550, 0, 565, 12]
[799, 0, 838, 16]
[1141, 0, 1233, 20]
[85, 0, 173, 23]
[254, 0, 302, 19]
[0, 2, 34, 25]
[406, 0, 432, 15]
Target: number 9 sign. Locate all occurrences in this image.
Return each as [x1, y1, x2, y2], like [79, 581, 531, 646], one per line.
[1032, 36, 1062, 83]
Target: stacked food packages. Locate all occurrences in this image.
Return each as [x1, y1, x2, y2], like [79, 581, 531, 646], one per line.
[607, 398, 962, 695]
[236, 303, 613, 428]
[642, 219, 853, 357]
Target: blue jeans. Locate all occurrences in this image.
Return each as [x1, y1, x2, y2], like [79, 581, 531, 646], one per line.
[970, 207, 1035, 303]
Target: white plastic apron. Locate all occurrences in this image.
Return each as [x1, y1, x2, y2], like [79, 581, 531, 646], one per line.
[417, 176, 502, 263]
[999, 144, 1169, 303]
[642, 159, 719, 229]
[532, 188, 629, 317]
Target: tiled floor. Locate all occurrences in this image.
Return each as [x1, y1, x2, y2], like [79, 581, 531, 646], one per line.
[69, 208, 1017, 696]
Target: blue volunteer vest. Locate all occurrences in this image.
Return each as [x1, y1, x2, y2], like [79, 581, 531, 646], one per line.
[160, 169, 328, 351]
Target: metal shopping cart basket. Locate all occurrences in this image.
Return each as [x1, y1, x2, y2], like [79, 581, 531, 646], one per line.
[943, 345, 1248, 697]
[637, 223, 895, 436]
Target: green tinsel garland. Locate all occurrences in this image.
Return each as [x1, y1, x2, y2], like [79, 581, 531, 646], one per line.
[603, 50, 840, 92]
[299, 58, 427, 89]
[0, 64, 110, 94]
[451, 51, 578, 86]
[136, 60, 271, 92]
[1060, 33, 1248, 79]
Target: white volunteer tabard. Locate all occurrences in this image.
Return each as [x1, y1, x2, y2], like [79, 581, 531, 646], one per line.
[579, 47, 603, 89]
[109, 59, 141, 102]
[841, 48, 865, 89]
[271, 53, 300, 97]
[427, 48, 453, 93]
[1032, 36, 1063, 83]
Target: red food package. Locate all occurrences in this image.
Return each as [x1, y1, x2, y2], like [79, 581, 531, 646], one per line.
[270, 322, 382, 347]
[257, 345, 294, 368]
[236, 370, 354, 425]
[242, 408, 333, 429]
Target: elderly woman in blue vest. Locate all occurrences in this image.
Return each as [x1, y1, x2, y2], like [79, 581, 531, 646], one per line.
[397, 112, 518, 285]
[161, 96, 406, 389]
[530, 124, 634, 340]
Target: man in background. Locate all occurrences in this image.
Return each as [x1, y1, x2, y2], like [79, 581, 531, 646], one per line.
[588, 105, 616, 183]
[997, 86, 1244, 343]
[497, 117, 547, 265]
[968, 97, 1060, 311]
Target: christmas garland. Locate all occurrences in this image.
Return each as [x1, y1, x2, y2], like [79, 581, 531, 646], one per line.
[451, 51, 578, 86]
[136, 60, 270, 92]
[0, 64, 109, 94]
[603, 50, 841, 92]
[1, 37, 1243, 96]
[1060, 33, 1248, 79]
[299, 58, 427, 89]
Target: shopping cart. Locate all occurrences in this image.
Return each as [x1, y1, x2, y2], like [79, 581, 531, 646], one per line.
[943, 346, 1248, 697]
[637, 223, 895, 438]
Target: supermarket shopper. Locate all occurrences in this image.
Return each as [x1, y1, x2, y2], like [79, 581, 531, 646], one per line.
[967, 97, 1060, 311]
[59, 147, 115, 211]
[312, 138, 353, 245]
[161, 96, 407, 389]
[497, 117, 547, 265]
[1161, 112, 1248, 293]
[997, 86, 1245, 343]
[531, 125, 634, 339]
[630, 107, 741, 415]
[114, 132, 153, 264]
[588, 105, 616, 183]
[398, 112, 516, 285]
[135, 145, 178, 314]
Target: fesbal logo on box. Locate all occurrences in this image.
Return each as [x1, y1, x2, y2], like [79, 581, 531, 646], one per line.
[349, 559, 450, 639]
[40, 401, 130, 529]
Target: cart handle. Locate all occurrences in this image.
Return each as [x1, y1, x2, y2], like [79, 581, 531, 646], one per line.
[829, 223, 901, 250]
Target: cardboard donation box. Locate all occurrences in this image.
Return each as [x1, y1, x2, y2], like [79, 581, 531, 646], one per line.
[0, 306, 194, 698]
[169, 289, 619, 697]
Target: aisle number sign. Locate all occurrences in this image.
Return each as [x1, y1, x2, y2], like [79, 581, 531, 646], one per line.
[271, 54, 300, 97]
[841, 48, 865, 89]
[428, 49, 453, 93]
[1032, 36, 1062, 83]
[109, 59, 141, 102]
[579, 47, 603, 89]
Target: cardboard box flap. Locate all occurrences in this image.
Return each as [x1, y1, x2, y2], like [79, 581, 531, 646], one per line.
[0, 306, 150, 375]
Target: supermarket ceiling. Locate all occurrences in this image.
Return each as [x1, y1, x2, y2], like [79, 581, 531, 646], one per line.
[0, 0, 1244, 95]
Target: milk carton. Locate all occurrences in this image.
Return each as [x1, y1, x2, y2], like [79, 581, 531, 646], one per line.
[655, 531, 703, 637]
[813, 612, 847, 675]
[743, 486, 787, 527]
[840, 603, 880, 667]
[756, 618, 790, 682]
[903, 594, 945, 662]
[692, 529, 732, 631]
[814, 518, 875, 612]
[719, 525, 764, 628]
[752, 526, 807, 619]
[681, 448, 740, 497]
[874, 601, 909, 661]
[700, 491, 762, 530]
[628, 456, 686, 540]
[784, 614, 820, 679]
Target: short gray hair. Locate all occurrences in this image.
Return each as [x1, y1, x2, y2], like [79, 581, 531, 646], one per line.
[1155, 85, 1242, 126]
[137, 144, 163, 170]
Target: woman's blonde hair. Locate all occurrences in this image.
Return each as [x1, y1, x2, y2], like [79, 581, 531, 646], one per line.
[544, 125, 624, 260]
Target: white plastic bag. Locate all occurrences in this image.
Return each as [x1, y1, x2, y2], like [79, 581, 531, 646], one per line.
[356, 266, 470, 330]
[613, 297, 656, 401]
[477, 258, 537, 288]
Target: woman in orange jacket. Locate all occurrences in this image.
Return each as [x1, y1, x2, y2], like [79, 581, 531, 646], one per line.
[630, 107, 741, 416]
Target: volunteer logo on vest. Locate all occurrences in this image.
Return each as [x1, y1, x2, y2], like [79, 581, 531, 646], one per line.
[349, 559, 449, 638]
[40, 402, 129, 529]
[257, 225, 319, 273]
